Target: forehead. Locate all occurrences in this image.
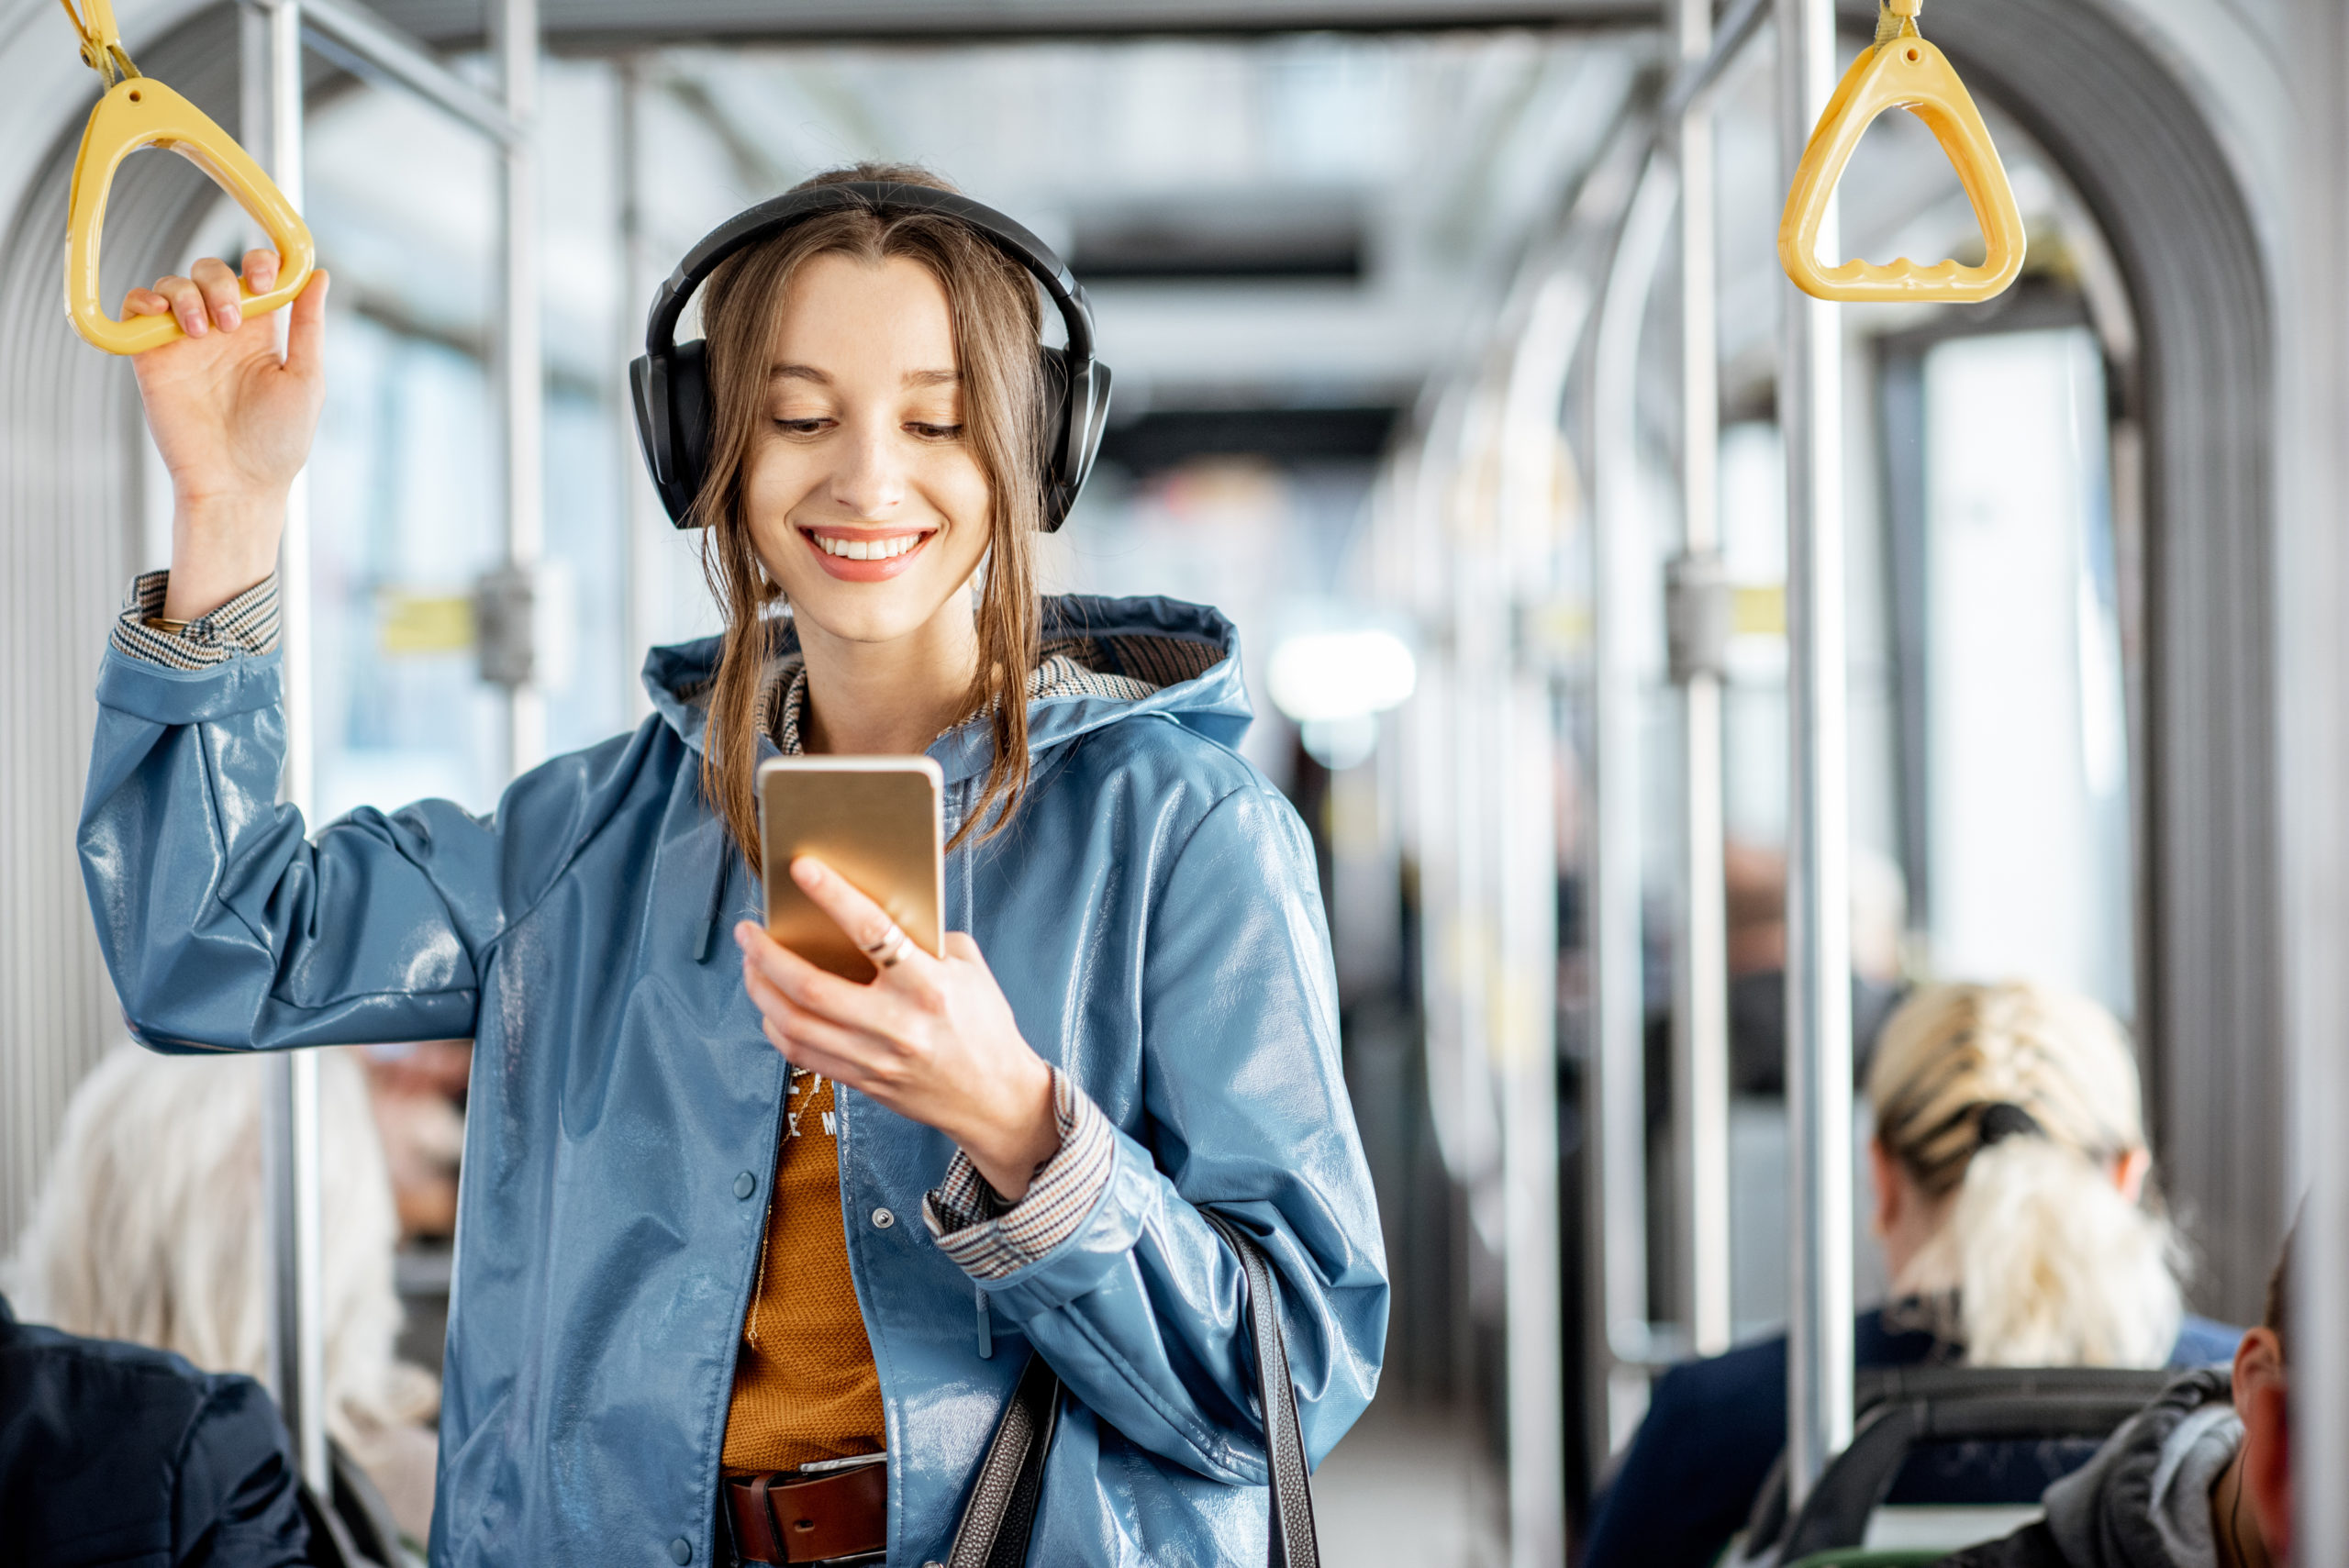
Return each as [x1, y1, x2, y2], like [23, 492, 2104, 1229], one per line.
[768, 251, 957, 376]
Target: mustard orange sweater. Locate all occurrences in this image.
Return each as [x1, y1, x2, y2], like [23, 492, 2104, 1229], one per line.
[720, 1072, 885, 1474]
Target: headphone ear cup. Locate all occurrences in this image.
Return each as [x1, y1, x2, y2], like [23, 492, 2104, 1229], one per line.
[670, 339, 713, 528]
[628, 339, 714, 528]
[1037, 345, 1110, 533]
[1040, 342, 1073, 506]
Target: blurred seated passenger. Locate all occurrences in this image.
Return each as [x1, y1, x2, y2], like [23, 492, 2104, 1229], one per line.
[1723, 840, 1909, 1093]
[3, 1045, 439, 1542]
[355, 1040, 469, 1241]
[0, 1292, 316, 1566]
[1935, 1229, 2296, 1568]
[1583, 981, 2238, 1568]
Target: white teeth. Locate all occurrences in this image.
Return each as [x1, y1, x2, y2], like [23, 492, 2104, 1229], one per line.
[812, 532, 925, 561]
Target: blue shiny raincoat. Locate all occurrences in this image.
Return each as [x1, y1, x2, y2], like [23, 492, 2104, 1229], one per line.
[79, 594, 1388, 1567]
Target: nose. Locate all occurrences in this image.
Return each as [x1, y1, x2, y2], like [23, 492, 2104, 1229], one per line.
[827, 419, 908, 519]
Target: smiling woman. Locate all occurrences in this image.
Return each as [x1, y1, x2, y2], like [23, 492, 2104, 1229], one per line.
[78, 161, 1385, 1568]
[692, 172, 1049, 865]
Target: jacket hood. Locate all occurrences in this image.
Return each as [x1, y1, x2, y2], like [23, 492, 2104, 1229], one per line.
[2041, 1368, 2240, 1568]
[640, 593, 1252, 786]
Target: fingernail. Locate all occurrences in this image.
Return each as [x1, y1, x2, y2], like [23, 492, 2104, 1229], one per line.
[734, 921, 758, 948]
[216, 302, 240, 330]
[792, 859, 822, 887]
[180, 310, 206, 337]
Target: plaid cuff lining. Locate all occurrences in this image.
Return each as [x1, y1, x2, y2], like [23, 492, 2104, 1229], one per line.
[111, 570, 283, 669]
[923, 1068, 1116, 1282]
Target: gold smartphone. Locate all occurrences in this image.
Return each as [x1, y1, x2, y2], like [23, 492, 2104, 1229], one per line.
[756, 755, 944, 982]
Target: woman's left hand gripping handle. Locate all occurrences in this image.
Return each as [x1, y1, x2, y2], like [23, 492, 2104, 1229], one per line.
[125, 250, 330, 624]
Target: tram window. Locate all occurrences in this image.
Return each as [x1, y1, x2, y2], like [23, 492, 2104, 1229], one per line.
[141, 73, 637, 823]
[1903, 328, 2132, 1016]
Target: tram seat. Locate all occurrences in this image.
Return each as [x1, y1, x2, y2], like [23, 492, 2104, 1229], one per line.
[1735, 1364, 2175, 1567]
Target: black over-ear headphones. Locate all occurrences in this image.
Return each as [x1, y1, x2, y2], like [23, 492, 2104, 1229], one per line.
[629, 181, 1112, 532]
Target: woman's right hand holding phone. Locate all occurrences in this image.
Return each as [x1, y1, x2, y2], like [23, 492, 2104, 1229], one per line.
[124, 250, 329, 623]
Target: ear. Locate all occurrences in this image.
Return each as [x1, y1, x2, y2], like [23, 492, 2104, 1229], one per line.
[1867, 1136, 1900, 1240]
[2232, 1327, 2292, 1561]
[2112, 1146, 2151, 1205]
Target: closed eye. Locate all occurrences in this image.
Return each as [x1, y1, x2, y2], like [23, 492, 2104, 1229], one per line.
[907, 422, 963, 440]
[774, 417, 831, 436]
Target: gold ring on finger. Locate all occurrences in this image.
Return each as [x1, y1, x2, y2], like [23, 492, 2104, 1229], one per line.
[863, 924, 910, 970]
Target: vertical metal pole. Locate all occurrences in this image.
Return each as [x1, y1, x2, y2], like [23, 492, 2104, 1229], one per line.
[494, 0, 544, 776]
[1499, 644, 1564, 1568]
[1673, 0, 1733, 1360]
[1589, 168, 1675, 1463]
[1776, 0, 1854, 1503]
[1500, 277, 1576, 1568]
[2283, 0, 2349, 1554]
[243, 0, 328, 1496]
[617, 56, 659, 726]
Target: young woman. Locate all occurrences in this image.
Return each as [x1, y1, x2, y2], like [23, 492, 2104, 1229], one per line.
[1581, 980, 2236, 1568]
[81, 165, 1386, 1566]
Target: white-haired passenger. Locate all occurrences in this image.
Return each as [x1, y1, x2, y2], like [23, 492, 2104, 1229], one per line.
[1583, 981, 2239, 1568]
[5, 1044, 439, 1542]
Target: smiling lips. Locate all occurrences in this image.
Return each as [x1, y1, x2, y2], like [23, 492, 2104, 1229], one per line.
[799, 526, 935, 582]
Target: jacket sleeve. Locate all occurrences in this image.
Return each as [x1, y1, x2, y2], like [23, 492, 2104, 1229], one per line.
[78, 641, 589, 1052]
[963, 781, 1389, 1484]
[173, 1375, 320, 1568]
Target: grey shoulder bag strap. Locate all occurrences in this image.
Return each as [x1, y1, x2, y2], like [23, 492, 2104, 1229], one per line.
[945, 1213, 1322, 1568]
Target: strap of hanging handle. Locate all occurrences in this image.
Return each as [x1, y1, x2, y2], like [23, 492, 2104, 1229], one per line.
[1875, 0, 1921, 45]
[60, 0, 139, 86]
[946, 1214, 1321, 1568]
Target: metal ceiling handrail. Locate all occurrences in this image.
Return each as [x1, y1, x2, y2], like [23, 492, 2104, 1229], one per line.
[1661, 0, 1770, 123]
[299, 0, 522, 144]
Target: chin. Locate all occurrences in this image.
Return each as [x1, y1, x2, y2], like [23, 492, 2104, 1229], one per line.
[787, 590, 943, 646]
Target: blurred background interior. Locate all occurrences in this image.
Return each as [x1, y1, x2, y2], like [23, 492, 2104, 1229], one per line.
[0, 1, 2334, 1564]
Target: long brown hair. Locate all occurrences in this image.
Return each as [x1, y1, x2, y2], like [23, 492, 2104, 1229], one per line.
[692, 164, 1045, 865]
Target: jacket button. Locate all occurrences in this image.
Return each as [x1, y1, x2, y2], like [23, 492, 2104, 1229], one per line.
[668, 1540, 692, 1564]
[871, 1207, 896, 1230]
[733, 1171, 757, 1201]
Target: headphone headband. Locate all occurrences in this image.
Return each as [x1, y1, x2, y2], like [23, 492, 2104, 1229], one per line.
[629, 181, 1111, 531]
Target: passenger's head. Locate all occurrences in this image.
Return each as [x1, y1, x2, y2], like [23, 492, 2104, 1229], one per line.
[1865, 981, 2182, 1366]
[692, 162, 1049, 862]
[2231, 1229, 2293, 1562]
[2, 1045, 435, 1449]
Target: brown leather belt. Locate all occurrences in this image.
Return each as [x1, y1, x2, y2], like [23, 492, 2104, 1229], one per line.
[724, 1461, 887, 1566]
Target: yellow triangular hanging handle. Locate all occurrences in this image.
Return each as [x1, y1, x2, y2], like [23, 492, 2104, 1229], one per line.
[59, 0, 316, 356]
[1777, 0, 2025, 304]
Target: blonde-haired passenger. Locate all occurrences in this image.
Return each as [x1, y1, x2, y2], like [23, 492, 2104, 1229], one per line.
[1583, 981, 2236, 1568]
[1867, 982, 2187, 1365]
[4, 1044, 440, 1540]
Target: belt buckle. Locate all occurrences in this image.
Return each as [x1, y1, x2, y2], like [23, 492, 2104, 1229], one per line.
[729, 1455, 888, 1568]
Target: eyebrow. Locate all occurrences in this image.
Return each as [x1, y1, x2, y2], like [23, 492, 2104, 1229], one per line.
[769, 363, 960, 389]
